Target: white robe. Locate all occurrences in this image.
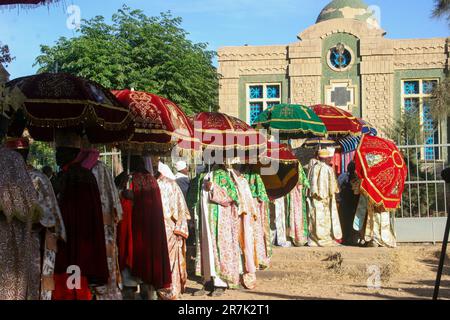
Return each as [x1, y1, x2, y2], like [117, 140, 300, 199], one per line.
[308, 161, 342, 247]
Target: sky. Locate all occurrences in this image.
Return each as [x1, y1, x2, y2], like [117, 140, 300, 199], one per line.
[0, 0, 448, 80]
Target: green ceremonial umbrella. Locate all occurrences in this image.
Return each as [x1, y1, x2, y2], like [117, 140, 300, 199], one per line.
[253, 104, 327, 139]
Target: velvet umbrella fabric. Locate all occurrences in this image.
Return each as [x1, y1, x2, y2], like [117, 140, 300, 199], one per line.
[6, 73, 134, 144]
[311, 104, 363, 137]
[254, 142, 299, 201]
[254, 104, 327, 139]
[193, 112, 266, 161]
[354, 134, 408, 211]
[119, 172, 172, 289]
[54, 163, 110, 287]
[0, 0, 61, 7]
[112, 89, 198, 155]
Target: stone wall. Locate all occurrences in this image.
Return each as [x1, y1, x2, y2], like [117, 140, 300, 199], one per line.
[217, 18, 449, 131]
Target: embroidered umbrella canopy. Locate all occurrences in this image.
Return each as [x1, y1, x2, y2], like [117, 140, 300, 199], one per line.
[311, 104, 362, 137]
[0, 0, 61, 8]
[255, 142, 299, 200]
[193, 112, 266, 161]
[354, 134, 408, 211]
[112, 89, 198, 154]
[6, 73, 134, 143]
[254, 104, 327, 139]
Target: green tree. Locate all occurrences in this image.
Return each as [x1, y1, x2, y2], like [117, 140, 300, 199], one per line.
[432, 0, 450, 26]
[34, 6, 219, 115]
[28, 141, 57, 170]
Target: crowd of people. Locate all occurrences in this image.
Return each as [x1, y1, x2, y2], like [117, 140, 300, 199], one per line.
[0, 113, 397, 300]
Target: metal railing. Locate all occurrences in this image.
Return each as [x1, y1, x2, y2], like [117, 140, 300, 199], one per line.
[396, 142, 449, 219]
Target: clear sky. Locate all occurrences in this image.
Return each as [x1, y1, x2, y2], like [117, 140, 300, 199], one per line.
[0, 0, 448, 80]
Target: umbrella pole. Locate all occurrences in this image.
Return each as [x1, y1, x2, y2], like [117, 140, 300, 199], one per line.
[127, 149, 131, 175]
[433, 206, 450, 300]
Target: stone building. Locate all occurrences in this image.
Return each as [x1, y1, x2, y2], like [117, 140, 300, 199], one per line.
[0, 64, 9, 83]
[218, 0, 449, 159]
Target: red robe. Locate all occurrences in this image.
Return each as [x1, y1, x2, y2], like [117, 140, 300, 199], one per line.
[53, 163, 109, 300]
[117, 172, 171, 289]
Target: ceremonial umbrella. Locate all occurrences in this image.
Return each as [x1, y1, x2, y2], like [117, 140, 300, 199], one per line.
[311, 104, 362, 137]
[255, 142, 299, 200]
[112, 89, 198, 155]
[6, 73, 134, 143]
[254, 104, 327, 139]
[0, 0, 61, 8]
[354, 134, 408, 211]
[193, 112, 266, 162]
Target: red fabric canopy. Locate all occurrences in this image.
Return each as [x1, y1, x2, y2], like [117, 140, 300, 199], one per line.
[0, 0, 61, 8]
[311, 104, 362, 136]
[355, 134, 408, 211]
[112, 90, 197, 154]
[7, 73, 134, 144]
[193, 112, 266, 152]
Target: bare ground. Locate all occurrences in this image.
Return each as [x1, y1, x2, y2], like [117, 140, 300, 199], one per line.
[182, 245, 450, 300]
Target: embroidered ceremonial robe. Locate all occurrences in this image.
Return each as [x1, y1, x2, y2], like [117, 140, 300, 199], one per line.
[0, 148, 42, 300]
[53, 163, 109, 300]
[91, 161, 123, 300]
[286, 165, 310, 247]
[229, 170, 257, 290]
[271, 196, 289, 247]
[244, 173, 272, 269]
[353, 193, 397, 248]
[308, 161, 343, 247]
[195, 169, 241, 289]
[117, 171, 172, 290]
[157, 176, 191, 300]
[27, 167, 66, 301]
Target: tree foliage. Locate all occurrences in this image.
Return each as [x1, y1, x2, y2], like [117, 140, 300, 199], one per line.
[35, 6, 219, 115]
[432, 0, 450, 26]
[0, 42, 14, 67]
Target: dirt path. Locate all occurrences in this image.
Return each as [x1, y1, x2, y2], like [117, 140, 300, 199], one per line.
[183, 245, 450, 300]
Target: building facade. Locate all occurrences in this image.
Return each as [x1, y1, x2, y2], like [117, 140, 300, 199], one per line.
[218, 0, 449, 159]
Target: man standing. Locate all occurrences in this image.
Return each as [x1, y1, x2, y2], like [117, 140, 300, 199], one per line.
[244, 169, 272, 270]
[286, 164, 310, 247]
[308, 148, 343, 247]
[156, 161, 191, 300]
[194, 165, 240, 297]
[52, 130, 109, 300]
[5, 137, 66, 300]
[229, 165, 258, 290]
[116, 154, 171, 300]
[0, 115, 42, 300]
[175, 160, 191, 199]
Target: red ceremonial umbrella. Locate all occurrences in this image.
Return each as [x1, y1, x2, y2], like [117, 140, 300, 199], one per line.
[354, 134, 408, 211]
[311, 104, 362, 137]
[6, 73, 134, 144]
[112, 89, 198, 154]
[0, 0, 61, 8]
[256, 142, 299, 200]
[193, 112, 266, 160]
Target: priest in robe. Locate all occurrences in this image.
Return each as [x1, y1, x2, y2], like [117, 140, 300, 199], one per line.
[52, 130, 109, 300]
[243, 169, 272, 270]
[155, 159, 191, 300]
[229, 166, 258, 290]
[352, 182, 397, 248]
[271, 196, 290, 247]
[5, 137, 66, 300]
[115, 154, 171, 300]
[72, 146, 123, 300]
[193, 165, 241, 297]
[0, 116, 42, 300]
[286, 164, 310, 247]
[308, 148, 343, 247]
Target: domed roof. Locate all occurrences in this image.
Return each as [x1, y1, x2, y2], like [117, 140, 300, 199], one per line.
[316, 0, 380, 29]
